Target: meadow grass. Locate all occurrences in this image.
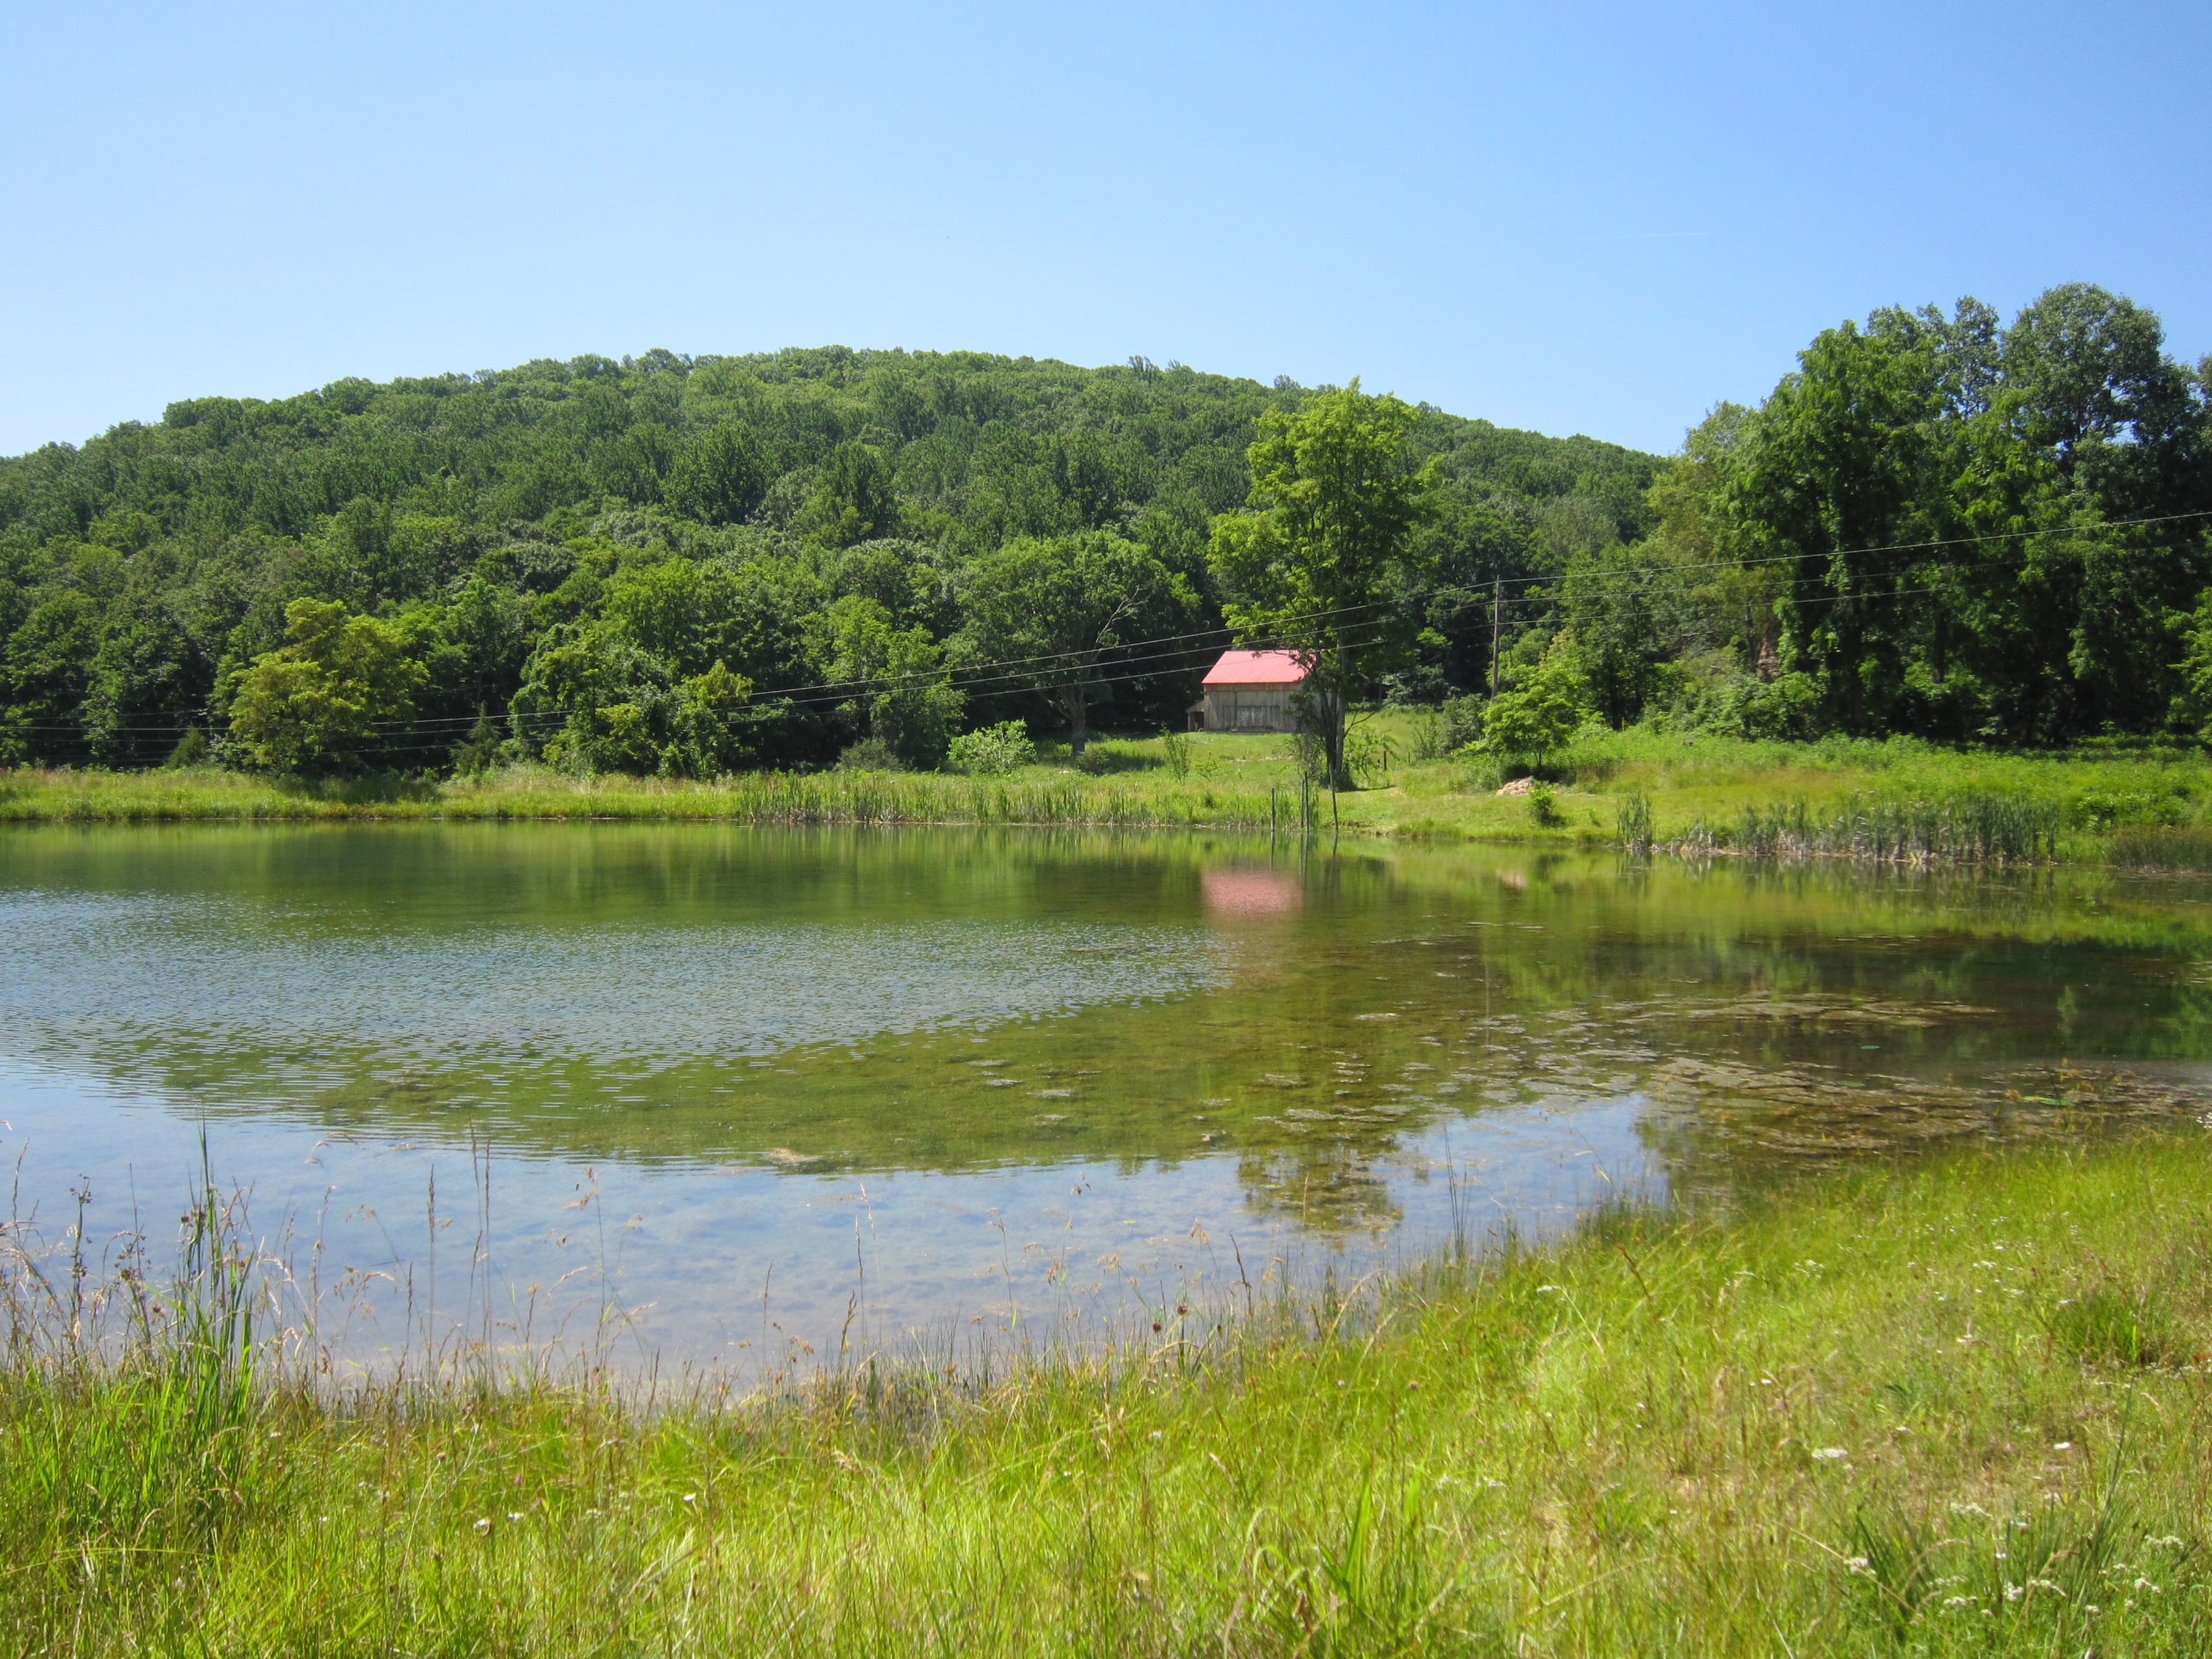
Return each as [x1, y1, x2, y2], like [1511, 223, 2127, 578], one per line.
[6, 719, 2212, 863]
[9, 1132, 2212, 1653]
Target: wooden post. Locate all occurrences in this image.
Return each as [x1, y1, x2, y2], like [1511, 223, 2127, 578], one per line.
[1489, 574, 1503, 696]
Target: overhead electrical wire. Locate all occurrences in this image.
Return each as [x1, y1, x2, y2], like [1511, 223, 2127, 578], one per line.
[15, 506, 2212, 743]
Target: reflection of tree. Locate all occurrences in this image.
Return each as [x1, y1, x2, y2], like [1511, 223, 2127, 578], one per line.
[21, 829, 2212, 1225]
[1233, 1140, 1405, 1235]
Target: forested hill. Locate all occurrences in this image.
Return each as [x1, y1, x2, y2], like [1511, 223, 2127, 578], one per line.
[0, 347, 1655, 771]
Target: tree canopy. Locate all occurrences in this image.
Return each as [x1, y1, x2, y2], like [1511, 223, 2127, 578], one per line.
[1208, 381, 1435, 786]
[0, 347, 1655, 772]
[9, 294, 2204, 779]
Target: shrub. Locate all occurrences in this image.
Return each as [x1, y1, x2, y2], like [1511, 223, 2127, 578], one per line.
[837, 736, 906, 772]
[1160, 729, 1193, 779]
[2071, 789, 2188, 830]
[1406, 696, 1486, 763]
[163, 727, 211, 769]
[945, 721, 1036, 776]
[1474, 644, 1588, 771]
[1703, 671, 1819, 742]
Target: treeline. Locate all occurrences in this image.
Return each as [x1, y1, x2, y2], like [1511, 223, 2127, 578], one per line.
[1536, 282, 2212, 746]
[0, 348, 1651, 774]
[5, 284, 2207, 780]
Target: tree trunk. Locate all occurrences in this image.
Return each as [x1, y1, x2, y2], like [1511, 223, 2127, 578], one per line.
[1320, 643, 1354, 791]
[1061, 684, 1090, 760]
[1321, 687, 1352, 792]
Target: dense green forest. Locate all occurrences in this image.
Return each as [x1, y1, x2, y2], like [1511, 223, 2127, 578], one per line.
[2, 282, 2206, 777]
[0, 349, 1651, 774]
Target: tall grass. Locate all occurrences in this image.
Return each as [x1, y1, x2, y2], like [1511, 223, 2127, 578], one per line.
[1670, 792, 2064, 864]
[0, 765, 1289, 830]
[3, 1140, 264, 1564]
[2108, 824, 2212, 872]
[1615, 790, 1655, 856]
[6, 735, 2209, 860]
[9, 1134, 2212, 1651]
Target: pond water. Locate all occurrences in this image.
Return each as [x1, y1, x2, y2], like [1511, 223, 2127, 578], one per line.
[3, 824, 2210, 1376]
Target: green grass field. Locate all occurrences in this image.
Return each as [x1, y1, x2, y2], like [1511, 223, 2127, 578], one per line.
[9, 1133, 2212, 1654]
[8, 719, 2212, 864]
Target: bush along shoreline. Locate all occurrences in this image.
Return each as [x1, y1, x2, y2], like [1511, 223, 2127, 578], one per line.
[8, 1132, 2212, 1652]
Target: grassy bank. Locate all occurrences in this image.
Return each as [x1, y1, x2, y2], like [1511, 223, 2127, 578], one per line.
[9, 1135, 2212, 1653]
[9, 722, 2212, 864]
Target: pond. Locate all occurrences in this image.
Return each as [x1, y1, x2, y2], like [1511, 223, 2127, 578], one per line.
[3, 824, 2209, 1376]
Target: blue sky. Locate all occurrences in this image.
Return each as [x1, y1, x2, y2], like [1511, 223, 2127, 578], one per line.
[4, 1, 2205, 457]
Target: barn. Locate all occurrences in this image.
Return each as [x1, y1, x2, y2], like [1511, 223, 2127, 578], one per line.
[1188, 649, 1310, 732]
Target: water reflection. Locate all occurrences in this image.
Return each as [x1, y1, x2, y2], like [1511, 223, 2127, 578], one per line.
[3, 825, 2211, 1371]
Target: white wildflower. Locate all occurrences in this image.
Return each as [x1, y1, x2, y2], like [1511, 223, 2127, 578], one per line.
[1812, 1447, 1848, 1461]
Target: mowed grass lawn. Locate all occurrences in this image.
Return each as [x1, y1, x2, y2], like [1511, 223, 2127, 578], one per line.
[9, 1133, 2212, 1654]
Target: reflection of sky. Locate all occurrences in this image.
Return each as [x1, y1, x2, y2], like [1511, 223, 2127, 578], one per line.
[0, 890, 1231, 1086]
[0, 1059, 1657, 1377]
[8, 834, 2211, 1378]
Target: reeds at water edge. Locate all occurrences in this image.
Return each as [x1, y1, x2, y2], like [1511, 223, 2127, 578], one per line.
[1627, 790, 2066, 864]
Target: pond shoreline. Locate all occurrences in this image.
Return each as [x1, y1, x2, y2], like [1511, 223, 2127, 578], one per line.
[9, 762, 2212, 870]
[9, 1133, 2212, 1651]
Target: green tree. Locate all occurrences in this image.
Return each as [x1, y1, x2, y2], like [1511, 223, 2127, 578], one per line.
[225, 598, 427, 773]
[1208, 381, 1434, 789]
[667, 423, 768, 526]
[795, 443, 899, 547]
[1, 590, 101, 765]
[959, 533, 1192, 759]
[1562, 541, 1690, 728]
[1476, 639, 1590, 771]
[81, 591, 212, 767]
[511, 555, 831, 775]
[818, 594, 963, 769]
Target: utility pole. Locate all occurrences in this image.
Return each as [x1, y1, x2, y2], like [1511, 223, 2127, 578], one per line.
[1489, 574, 1503, 696]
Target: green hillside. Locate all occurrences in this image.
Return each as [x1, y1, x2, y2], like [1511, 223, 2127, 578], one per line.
[0, 349, 1654, 771]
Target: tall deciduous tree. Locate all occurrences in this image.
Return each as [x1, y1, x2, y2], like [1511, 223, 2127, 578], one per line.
[1208, 381, 1434, 790]
[225, 598, 427, 773]
[958, 533, 1192, 760]
[667, 422, 768, 526]
[818, 593, 963, 769]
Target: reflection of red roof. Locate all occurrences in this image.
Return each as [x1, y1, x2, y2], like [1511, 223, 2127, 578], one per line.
[1201, 866, 1303, 916]
[1202, 649, 1309, 687]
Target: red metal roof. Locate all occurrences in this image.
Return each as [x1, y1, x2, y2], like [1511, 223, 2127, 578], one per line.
[1202, 649, 1309, 687]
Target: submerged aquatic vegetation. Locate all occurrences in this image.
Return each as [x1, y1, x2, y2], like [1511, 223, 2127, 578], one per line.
[8, 1134, 2212, 1652]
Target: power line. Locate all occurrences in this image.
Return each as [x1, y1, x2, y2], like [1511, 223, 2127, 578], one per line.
[14, 506, 2212, 742]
